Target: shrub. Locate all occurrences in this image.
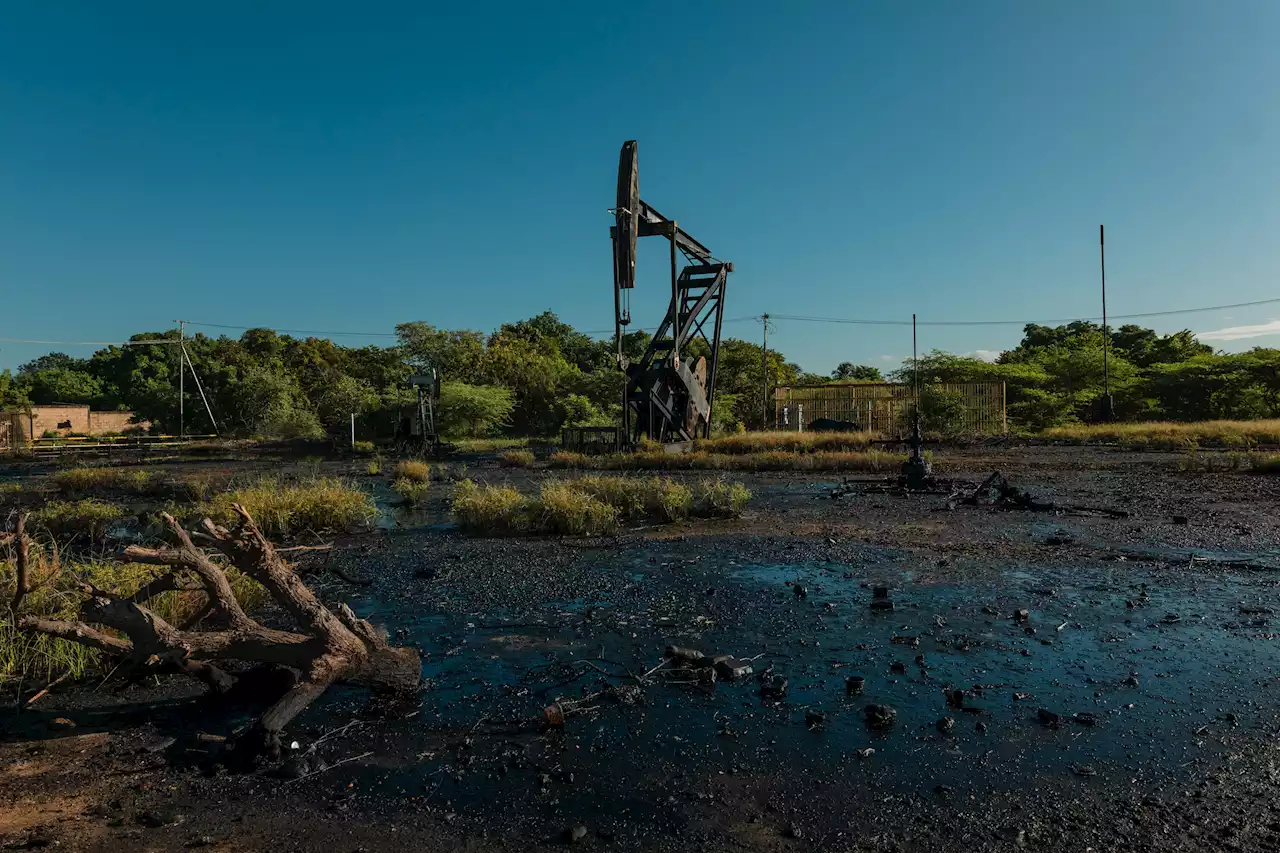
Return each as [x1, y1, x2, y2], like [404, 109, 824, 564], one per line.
[500, 450, 535, 467]
[535, 481, 618, 535]
[575, 475, 692, 521]
[393, 460, 431, 482]
[52, 467, 164, 496]
[693, 431, 880, 455]
[438, 382, 515, 437]
[366, 457, 383, 476]
[451, 437, 530, 453]
[201, 477, 376, 537]
[548, 451, 590, 469]
[693, 479, 752, 517]
[30, 499, 127, 542]
[452, 480, 531, 534]
[392, 477, 431, 505]
[353, 440, 376, 455]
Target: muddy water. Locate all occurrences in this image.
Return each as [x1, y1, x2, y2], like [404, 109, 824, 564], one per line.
[298, 546, 1280, 841]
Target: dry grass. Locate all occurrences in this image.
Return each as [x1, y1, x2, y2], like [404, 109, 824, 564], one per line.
[451, 475, 750, 535]
[1250, 453, 1280, 474]
[500, 449, 536, 468]
[1042, 420, 1280, 449]
[549, 449, 903, 472]
[392, 460, 432, 482]
[693, 430, 882, 454]
[200, 477, 377, 537]
[1, 545, 264, 682]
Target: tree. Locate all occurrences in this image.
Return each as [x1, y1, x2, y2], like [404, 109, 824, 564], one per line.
[437, 382, 515, 436]
[0, 370, 31, 411]
[832, 363, 883, 382]
[18, 352, 83, 375]
[395, 322, 486, 378]
[22, 367, 106, 406]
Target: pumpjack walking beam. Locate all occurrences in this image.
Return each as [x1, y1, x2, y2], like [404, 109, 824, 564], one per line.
[610, 140, 733, 445]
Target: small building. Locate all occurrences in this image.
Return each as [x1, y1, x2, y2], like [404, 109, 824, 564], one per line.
[2, 404, 149, 443]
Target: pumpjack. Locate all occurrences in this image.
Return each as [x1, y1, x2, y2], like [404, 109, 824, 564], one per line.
[611, 140, 732, 445]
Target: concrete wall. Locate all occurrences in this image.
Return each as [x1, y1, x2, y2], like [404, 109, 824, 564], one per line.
[1, 407, 148, 442]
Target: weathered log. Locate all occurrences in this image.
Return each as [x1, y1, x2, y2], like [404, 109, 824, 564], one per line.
[14, 507, 420, 749]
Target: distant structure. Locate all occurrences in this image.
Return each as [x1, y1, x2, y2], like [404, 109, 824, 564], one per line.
[2, 404, 148, 444]
[772, 382, 1007, 435]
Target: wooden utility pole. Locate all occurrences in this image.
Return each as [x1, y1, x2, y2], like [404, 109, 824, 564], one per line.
[177, 320, 185, 438]
[760, 313, 770, 429]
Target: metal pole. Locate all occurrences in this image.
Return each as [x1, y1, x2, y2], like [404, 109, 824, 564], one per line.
[178, 320, 185, 437]
[350, 413, 356, 451]
[1100, 224, 1114, 420]
[761, 313, 770, 429]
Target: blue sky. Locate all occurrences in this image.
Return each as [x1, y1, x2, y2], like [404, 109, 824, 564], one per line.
[2, 0, 1278, 374]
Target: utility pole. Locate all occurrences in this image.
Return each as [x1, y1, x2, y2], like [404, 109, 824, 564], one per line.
[1100, 225, 1114, 420]
[177, 320, 185, 438]
[760, 313, 770, 429]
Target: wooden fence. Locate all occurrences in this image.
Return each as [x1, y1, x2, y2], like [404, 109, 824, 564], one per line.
[772, 382, 1007, 435]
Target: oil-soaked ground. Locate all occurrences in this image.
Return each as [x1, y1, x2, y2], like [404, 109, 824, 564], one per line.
[5, 446, 1280, 852]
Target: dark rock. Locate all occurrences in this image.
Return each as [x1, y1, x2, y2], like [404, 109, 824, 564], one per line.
[936, 716, 956, 734]
[870, 599, 894, 611]
[1073, 712, 1099, 727]
[947, 689, 965, 708]
[784, 823, 804, 839]
[1124, 675, 1140, 687]
[805, 710, 826, 730]
[1014, 609, 1030, 623]
[863, 704, 897, 730]
[712, 656, 753, 681]
[565, 824, 589, 844]
[975, 721, 988, 733]
[890, 661, 907, 674]
[1037, 708, 1061, 728]
[136, 806, 181, 828]
[793, 585, 808, 599]
[759, 676, 789, 699]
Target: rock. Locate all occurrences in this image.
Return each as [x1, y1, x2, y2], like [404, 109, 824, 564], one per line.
[565, 824, 589, 844]
[1073, 712, 1099, 727]
[784, 823, 804, 839]
[275, 756, 311, 780]
[975, 721, 988, 733]
[856, 747, 875, 758]
[947, 689, 965, 708]
[863, 704, 897, 730]
[1071, 763, 1098, 777]
[870, 599, 894, 611]
[665, 645, 707, 665]
[759, 676, 788, 699]
[50, 717, 75, 729]
[1124, 675, 1140, 687]
[845, 675, 865, 696]
[1036, 708, 1061, 728]
[936, 716, 956, 734]
[186, 837, 216, 848]
[1013, 692, 1032, 701]
[1014, 609, 1030, 623]
[793, 585, 808, 599]
[713, 656, 753, 681]
[805, 710, 827, 730]
[890, 661, 907, 674]
[873, 586, 890, 599]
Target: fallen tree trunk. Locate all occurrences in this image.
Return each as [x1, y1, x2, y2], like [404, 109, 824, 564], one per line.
[11, 505, 419, 753]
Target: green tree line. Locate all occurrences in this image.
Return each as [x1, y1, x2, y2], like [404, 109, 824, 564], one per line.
[1, 313, 1277, 437]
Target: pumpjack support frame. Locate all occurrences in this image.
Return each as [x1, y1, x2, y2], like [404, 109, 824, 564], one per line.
[611, 140, 732, 445]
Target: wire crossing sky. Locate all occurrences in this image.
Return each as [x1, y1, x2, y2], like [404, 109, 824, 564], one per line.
[2, 1, 1279, 371]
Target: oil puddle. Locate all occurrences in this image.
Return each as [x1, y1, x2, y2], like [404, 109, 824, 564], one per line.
[301, 551, 1280, 843]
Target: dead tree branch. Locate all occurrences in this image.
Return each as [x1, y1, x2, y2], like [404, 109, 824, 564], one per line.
[17, 507, 420, 752]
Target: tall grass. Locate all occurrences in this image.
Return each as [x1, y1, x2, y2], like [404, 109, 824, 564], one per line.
[1042, 420, 1280, 449]
[451, 437, 532, 453]
[200, 477, 377, 537]
[1, 546, 264, 682]
[392, 477, 431, 505]
[451, 475, 751, 535]
[500, 449, 536, 467]
[548, 449, 903, 472]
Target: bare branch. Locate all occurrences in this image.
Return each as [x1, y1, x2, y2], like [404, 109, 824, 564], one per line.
[9, 513, 30, 614]
[17, 615, 134, 656]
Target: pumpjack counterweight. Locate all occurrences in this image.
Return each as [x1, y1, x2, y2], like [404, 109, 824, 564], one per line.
[611, 140, 732, 445]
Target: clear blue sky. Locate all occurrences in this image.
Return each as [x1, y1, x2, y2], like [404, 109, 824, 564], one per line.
[3, 0, 1279, 374]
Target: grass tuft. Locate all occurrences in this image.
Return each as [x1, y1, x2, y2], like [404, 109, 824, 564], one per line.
[534, 481, 619, 535]
[353, 440, 376, 455]
[52, 467, 164, 496]
[451, 437, 531, 453]
[30, 499, 127, 542]
[693, 431, 881, 454]
[392, 477, 431, 505]
[392, 460, 432, 483]
[549, 449, 903, 472]
[500, 449, 536, 468]
[452, 480, 532, 534]
[366, 457, 383, 476]
[693, 479, 752, 516]
[200, 477, 376, 537]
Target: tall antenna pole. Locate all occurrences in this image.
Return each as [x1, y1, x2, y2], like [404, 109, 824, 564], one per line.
[912, 313, 919, 396]
[177, 320, 185, 438]
[1100, 225, 1114, 420]
[760, 313, 770, 429]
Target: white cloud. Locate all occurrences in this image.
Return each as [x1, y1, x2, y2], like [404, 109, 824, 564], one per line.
[1196, 319, 1280, 342]
[968, 349, 1000, 362]
[876, 354, 903, 363]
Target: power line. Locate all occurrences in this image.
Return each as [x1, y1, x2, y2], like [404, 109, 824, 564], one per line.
[184, 321, 399, 338]
[0, 337, 174, 346]
[769, 296, 1280, 328]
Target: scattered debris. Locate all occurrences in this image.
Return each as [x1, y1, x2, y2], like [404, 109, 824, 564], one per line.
[936, 716, 956, 734]
[665, 645, 708, 665]
[713, 655, 754, 681]
[805, 710, 827, 730]
[845, 675, 865, 696]
[760, 675, 789, 700]
[1073, 712, 1100, 727]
